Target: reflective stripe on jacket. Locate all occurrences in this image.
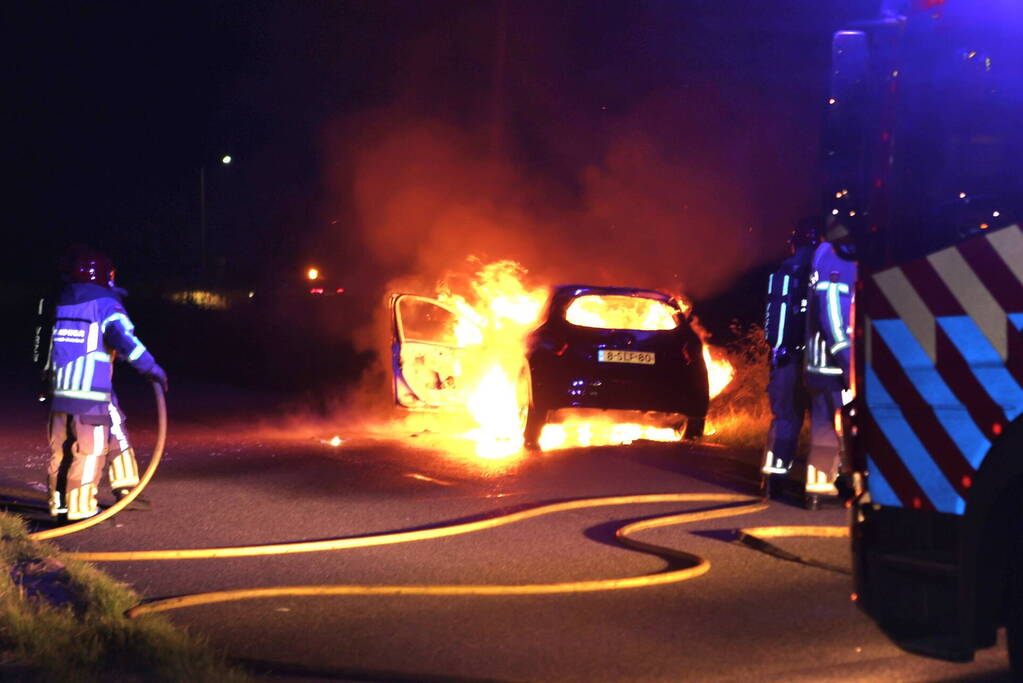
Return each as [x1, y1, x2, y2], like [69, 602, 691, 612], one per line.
[764, 245, 814, 355]
[49, 283, 156, 420]
[804, 242, 857, 380]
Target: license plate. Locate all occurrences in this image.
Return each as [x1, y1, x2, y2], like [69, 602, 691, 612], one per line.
[597, 349, 655, 365]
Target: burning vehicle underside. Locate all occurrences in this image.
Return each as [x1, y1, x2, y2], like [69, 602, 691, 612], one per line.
[388, 261, 734, 458]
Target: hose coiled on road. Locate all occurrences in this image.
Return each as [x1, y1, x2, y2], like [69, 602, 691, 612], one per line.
[16, 385, 848, 618]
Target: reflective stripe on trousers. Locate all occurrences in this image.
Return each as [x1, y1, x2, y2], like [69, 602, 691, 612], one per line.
[107, 404, 139, 488]
[47, 413, 108, 519]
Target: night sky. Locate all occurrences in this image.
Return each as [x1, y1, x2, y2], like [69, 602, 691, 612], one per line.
[8, 1, 879, 297]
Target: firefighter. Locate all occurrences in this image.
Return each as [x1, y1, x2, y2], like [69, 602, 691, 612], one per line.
[761, 218, 818, 501]
[802, 226, 856, 505]
[44, 247, 168, 521]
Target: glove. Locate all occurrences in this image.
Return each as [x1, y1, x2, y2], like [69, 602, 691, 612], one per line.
[144, 364, 169, 393]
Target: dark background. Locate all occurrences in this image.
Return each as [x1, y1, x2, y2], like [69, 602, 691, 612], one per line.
[4, 1, 879, 393]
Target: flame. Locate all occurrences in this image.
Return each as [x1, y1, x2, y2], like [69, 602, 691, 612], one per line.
[704, 345, 735, 400]
[404, 259, 734, 459]
[463, 365, 525, 459]
[538, 419, 682, 452]
[436, 261, 548, 459]
[564, 294, 680, 330]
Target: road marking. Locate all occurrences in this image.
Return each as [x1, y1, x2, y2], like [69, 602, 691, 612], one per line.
[404, 472, 456, 486]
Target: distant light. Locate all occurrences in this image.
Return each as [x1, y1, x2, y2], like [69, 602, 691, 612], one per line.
[221, 155, 232, 164]
[310, 287, 324, 295]
[247, 291, 254, 298]
[959, 192, 967, 199]
[832, 209, 840, 215]
[993, 210, 1001, 217]
[329, 435, 342, 447]
[891, 70, 899, 78]
[980, 223, 990, 230]
[985, 57, 992, 71]
[827, 98, 837, 105]
[307, 267, 320, 280]
[335, 287, 345, 294]
[967, 51, 977, 59]
[849, 210, 857, 216]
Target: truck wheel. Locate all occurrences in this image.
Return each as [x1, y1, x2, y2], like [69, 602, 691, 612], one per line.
[1009, 517, 1023, 675]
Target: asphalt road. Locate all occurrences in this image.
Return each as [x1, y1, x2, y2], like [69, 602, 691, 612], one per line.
[0, 380, 1012, 682]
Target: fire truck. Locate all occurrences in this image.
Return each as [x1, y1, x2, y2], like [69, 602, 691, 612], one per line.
[825, 0, 1023, 671]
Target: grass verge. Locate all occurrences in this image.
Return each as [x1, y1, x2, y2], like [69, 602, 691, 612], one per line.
[705, 321, 812, 457]
[706, 321, 772, 451]
[0, 513, 248, 682]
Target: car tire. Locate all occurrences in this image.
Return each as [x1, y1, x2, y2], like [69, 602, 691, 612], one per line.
[518, 364, 545, 450]
[683, 416, 705, 440]
[516, 364, 531, 431]
[523, 404, 546, 451]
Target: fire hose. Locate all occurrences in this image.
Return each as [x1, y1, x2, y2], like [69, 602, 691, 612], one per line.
[17, 384, 848, 617]
[68, 490, 846, 619]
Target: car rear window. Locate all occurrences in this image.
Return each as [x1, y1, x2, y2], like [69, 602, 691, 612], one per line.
[563, 294, 679, 330]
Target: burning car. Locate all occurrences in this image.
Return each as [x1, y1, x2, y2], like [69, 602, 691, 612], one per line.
[390, 282, 710, 452]
[521, 285, 708, 446]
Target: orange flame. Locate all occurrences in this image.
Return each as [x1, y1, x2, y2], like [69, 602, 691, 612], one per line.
[538, 419, 682, 452]
[704, 345, 735, 400]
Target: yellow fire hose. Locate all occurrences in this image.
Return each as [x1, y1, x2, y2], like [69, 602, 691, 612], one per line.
[124, 495, 770, 617]
[18, 383, 848, 618]
[28, 381, 167, 541]
[72, 492, 764, 562]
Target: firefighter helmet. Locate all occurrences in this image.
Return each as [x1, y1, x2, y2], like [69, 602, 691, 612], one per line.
[62, 246, 116, 288]
[788, 217, 821, 250]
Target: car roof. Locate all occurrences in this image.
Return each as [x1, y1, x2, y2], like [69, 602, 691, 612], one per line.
[551, 284, 675, 303]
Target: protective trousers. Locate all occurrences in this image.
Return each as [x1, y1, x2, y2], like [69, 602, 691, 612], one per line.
[762, 358, 808, 476]
[805, 385, 843, 495]
[47, 405, 140, 519]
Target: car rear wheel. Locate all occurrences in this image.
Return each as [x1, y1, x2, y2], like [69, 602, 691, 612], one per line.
[518, 364, 545, 450]
[683, 416, 705, 440]
[523, 405, 547, 451]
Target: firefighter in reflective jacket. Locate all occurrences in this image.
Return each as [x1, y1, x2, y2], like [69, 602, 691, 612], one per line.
[761, 219, 818, 498]
[802, 237, 856, 499]
[44, 247, 168, 520]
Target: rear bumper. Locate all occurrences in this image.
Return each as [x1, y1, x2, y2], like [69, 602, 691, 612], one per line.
[530, 357, 708, 416]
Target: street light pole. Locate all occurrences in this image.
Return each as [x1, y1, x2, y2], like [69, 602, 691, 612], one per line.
[199, 165, 206, 280]
[199, 155, 231, 282]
